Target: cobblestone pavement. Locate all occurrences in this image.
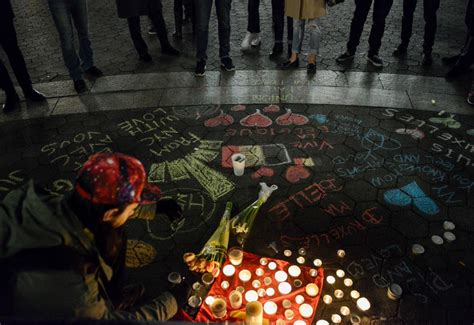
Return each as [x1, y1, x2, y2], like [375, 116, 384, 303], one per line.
[1, 0, 469, 84]
[1, 104, 473, 323]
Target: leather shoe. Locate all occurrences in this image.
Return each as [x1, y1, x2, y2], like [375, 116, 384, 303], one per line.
[24, 88, 46, 102]
[269, 43, 283, 59]
[162, 46, 180, 56]
[2, 92, 20, 113]
[84, 66, 104, 78]
[278, 59, 299, 70]
[307, 63, 317, 74]
[392, 46, 407, 57]
[74, 79, 88, 93]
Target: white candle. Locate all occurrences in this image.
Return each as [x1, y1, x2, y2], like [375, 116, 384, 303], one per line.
[255, 268, 264, 276]
[316, 321, 329, 325]
[268, 261, 277, 270]
[205, 296, 215, 306]
[239, 270, 252, 282]
[275, 271, 288, 282]
[246, 301, 263, 325]
[356, 297, 371, 311]
[309, 269, 317, 277]
[296, 256, 305, 264]
[245, 290, 259, 302]
[313, 259, 322, 267]
[228, 248, 244, 266]
[284, 249, 292, 257]
[229, 290, 243, 309]
[299, 303, 313, 319]
[340, 306, 350, 316]
[284, 309, 295, 320]
[264, 277, 272, 286]
[288, 265, 301, 277]
[334, 289, 344, 299]
[337, 249, 346, 258]
[295, 295, 305, 304]
[350, 290, 360, 299]
[263, 301, 278, 315]
[260, 258, 268, 266]
[258, 288, 266, 297]
[223, 264, 236, 277]
[343, 278, 353, 287]
[221, 281, 230, 290]
[326, 276, 336, 284]
[323, 295, 332, 304]
[305, 283, 319, 297]
[336, 269, 345, 278]
[266, 287, 275, 296]
[294, 321, 306, 325]
[331, 314, 342, 324]
[278, 282, 292, 295]
[252, 280, 261, 289]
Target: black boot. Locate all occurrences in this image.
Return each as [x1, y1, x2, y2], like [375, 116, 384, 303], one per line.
[269, 43, 283, 59]
[23, 88, 46, 101]
[421, 52, 433, 66]
[2, 91, 20, 113]
[162, 44, 180, 56]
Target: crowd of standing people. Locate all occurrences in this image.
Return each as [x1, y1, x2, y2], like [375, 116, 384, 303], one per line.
[1, 0, 473, 112]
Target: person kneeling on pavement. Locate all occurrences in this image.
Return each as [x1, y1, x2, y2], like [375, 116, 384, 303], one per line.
[0, 153, 188, 320]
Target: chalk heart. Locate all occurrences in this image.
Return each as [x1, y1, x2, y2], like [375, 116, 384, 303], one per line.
[231, 104, 247, 112]
[251, 167, 275, 179]
[285, 166, 311, 183]
[240, 109, 273, 127]
[204, 110, 234, 127]
[263, 104, 281, 113]
[276, 109, 309, 126]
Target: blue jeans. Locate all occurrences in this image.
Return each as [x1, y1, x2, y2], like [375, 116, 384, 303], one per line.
[292, 19, 321, 55]
[194, 0, 231, 61]
[47, 0, 94, 81]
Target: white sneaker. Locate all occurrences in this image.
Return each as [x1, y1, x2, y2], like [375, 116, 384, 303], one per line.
[241, 32, 252, 50]
[250, 33, 261, 46]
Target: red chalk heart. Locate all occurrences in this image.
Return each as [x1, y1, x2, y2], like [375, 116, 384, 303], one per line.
[276, 109, 309, 126]
[240, 109, 273, 127]
[251, 167, 275, 179]
[204, 110, 234, 127]
[285, 165, 311, 183]
[263, 105, 280, 113]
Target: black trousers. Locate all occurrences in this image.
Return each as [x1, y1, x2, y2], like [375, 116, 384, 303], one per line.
[174, 0, 195, 33]
[400, 0, 440, 53]
[0, 18, 32, 94]
[456, 0, 474, 69]
[347, 0, 394, 55]
[127, 3, 170, 56]
[271, 0, 293, 45]
[248, 0, 260, 33]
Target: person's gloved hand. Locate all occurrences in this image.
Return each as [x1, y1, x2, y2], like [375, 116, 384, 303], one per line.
[155, 198, 185, 230]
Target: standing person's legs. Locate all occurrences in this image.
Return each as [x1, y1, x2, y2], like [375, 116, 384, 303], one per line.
[271, 0, 284, 43]
[307, 18, 321, 59]
[247, 0, 260, 33]
[367, 0, 393, 56]
[174, 0, 184, 35]
[399, 0, 417, 50]
[0, 60, 16, 96]
[195, 0, 213, 61]
[47, 0, 83, 81]
[127, 17, 149, 56]
[70, 0, 94, 72]
[287, 17, 294, 55]
[149, 0, 172, 48]
[215, 0, 232, 60]
[422, 0, 440, 54]
[347, 0, 373, 54]
[291, 19, 306, 55]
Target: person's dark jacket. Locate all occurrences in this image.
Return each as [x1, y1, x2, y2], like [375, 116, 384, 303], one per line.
[115, 0, 162, 18]
[0, 0, 14, 21]
[0, 181, 177, 320]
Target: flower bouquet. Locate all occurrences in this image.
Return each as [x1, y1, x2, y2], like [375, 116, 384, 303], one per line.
[230, 183, 278, 246]
[183, 202, 232, 277]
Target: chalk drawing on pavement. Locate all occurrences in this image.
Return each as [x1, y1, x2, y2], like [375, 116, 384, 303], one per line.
[384, 181, 440, 216]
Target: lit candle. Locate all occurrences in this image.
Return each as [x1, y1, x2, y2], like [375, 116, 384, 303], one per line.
[336, 269, 345, 278]
[260, 258, 268, 266]
[229, 290, 243, 309]
[299, 303, 314, 319]
[337, 249, 346, 258]
[278, 282, 292, 295]
[288, 265, 301, 277]
[276, 320, 285, 325]
[263, 301, 278, 316]
[316, 321, 329, 325]
[221, 281, 230, 290]
[282, 299, 292, 309]
[266, 287, 275, 296]
[350, 290, 360, 299]
[264, 277, 272, 286]
[305, 283, 319, 297]
[309, 269, 317, 277]
[275, 271, 288, 282]
[313, 259, 322, 267]
[236, 286, 245, 293]
[298, 248, 306, 256]
[255, 268, 264, 276]
[323, 295, 332, 304]
[295, 295, 305, 304]
[239, 270, 252, 282]
[340, 306, 350, 316]
[296, 256, 305, 264]
[293, 279, 302, 288]
[331, 314, 342, 324]
[228, 247, 244, 266]
[284, 249, 292, 257]
[245, 290, 259, 302]
[334, 289, 344, 299]
[343, 278, 353, 287]
[258, 288, 266, 297]
[205, 296, 215, 306]
[356, 297, 371, 311]
[252, 280, 261, 289]
[294, 321, 306, 325]
[268, 261, 277, 270]
[246, 301, 263, 325]
[285, 309, 295, 320]
[326, 275, 336, 284]
[223, 264, 236, 277]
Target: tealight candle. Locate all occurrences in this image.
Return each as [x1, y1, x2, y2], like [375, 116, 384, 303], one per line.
[305, 283, 319, 297]
[258, 288, 266, 297]
[255, 268, 264, 276]
[252, 280, 261, 289]
[340, 306, 350, 316]
[356, 297, 371, 311]
[228, 247, 244, 266]
[221, 281, 230, 290]
[297, 256, 306, 264]
[295, 295, 305, 304]
[223, 264, 236, 277]
[350, 290, 360, 299]
[323, 295, 332, 304]
[326, 275, 336, 284]
[275, 271, 288, 282]
[268, 261, 277, 270]
[282, 299, 292, 309]
[331, 314, 342, 324]
[260, 258, 268, 266]
[229, 290, 243, 309]
[299, 303, 314, 319]
[293, 279, 302, 288]
[309, 269, 317, 277]
[285, 309, 295, 320]
[205, 296, 215, 306]
[264, 301, 278, 315]
[239, 270, 252, 282]
[278, 282, 292, 295]
[337, 249, 346, 258]
[264, 277, 272, 286]
[316, 321, 329, 325]
[245, 290, 259, 302]
[284, 250, 292, 257]
[298, 248, 306, 256]
[266, 288, 275, 296]
[294, 321, 306, 325]
[334, 289, 344, 299]
[288, 265, 301, 277]
[336, 269, 345, 278]
[343, 278, 353, 287]
[313, 259, 322, 267]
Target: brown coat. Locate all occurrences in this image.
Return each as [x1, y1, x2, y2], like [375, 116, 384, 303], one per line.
[285, 0, 326, 20]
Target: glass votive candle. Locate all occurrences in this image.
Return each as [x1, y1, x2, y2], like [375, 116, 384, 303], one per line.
[252, 280, 261, 289]
[284, 249, 292, 257]
[260, 257, 268, 266]
[344, 278, 353, 287]
[223, 264, 236, 277]
[221, 281, 230, 290]
[228, 247, 244, 266]
[285, 309, 295, 320]
[350, 290, 360, 299]
[326, 275, 336, 284]
[295, 295, 305, 304]
[268, 261, 277, 270]
[309, 269, 317, 277]
[258, 288, 266, 297]
[239, 270, 252, 282]
[275, 270, 288, 282]
[192, 282, 202, 291]
[357, 297, 371, 311]
[288, 265, 301, 277]
[255, 268, 264, 276]
[336, 269, 345, 278]
[266, 287, 275, 296]
[202, 272, 214, 286]
[340, 306, 350, 316]
[316, 321, 329, 325]
[245, 290, 259, 302]
[305, 283, 319, 297]
[313, 259, 322, 267]
[167, 272, 182, 284]
[297, 256, 306, 264]
[210, 296, 227, 319]
[294, 279, 302, 288]
[205, 296, 215, 306]
[323, 295, 332, 304]
[264, 301, 278, 315]
[282, 299, 292, 309]
[229, 290, 243, 309]
[278, 282, 292, 295]
[188, 295, 202, 308]
[298, 248, 307, 256]
[334, 289, 344, 299]
[331, 314, 342, 324]
[264, 277, 272, 286]
[299, 303, 314, 319]
[337, 249, 346, 258]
